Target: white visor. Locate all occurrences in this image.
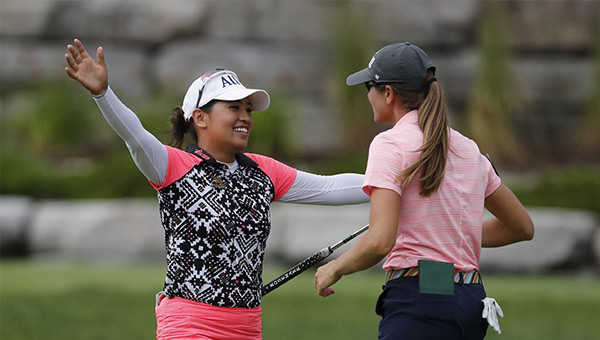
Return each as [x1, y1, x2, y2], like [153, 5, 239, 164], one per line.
[182, 70, 270, 121]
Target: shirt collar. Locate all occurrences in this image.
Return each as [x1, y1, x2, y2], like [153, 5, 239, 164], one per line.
[185, 145, 258, 168]
[394, 110, 419, 127]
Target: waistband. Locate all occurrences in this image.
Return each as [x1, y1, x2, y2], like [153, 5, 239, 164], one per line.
[155, 294, 262, 340]
[385, 267, 482, 284]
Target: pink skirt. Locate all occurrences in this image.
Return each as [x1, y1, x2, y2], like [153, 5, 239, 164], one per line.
[156, 295, 262, 340]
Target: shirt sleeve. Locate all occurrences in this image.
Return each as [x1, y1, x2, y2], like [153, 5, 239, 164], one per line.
[93, 86, 168, 186]
[483, 154, 502, 197]
[362, 133, 406, 197]
[246, 154, 297, 201]
[279, 171, 369, 205]
[151, 146, 202, 190]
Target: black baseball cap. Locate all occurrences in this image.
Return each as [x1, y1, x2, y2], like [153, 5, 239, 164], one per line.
[346, 42, 436, 91]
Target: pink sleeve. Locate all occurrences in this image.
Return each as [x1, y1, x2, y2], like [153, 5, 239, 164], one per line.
[246, 153, 297, 202]
[362, 134, 405, 197]
[151, 146, 201, 190]
[483, 155, 502, 197]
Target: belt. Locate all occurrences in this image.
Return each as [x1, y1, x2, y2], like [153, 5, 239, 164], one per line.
[385, 267, 482, 284]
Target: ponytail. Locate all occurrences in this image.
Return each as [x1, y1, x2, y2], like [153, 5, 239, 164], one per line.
[168, 101, 217, 149]
[394, 71, 449, 197]
[168, 106, 195, 149]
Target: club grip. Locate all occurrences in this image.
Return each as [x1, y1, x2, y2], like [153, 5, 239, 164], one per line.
[262, 247, 331, 296]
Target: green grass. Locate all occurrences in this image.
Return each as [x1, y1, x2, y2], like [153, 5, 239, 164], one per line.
[1, 261, 599, 339]
[0, 261, 161, 340]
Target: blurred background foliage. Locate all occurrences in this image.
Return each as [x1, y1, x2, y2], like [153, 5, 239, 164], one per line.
[246, 90, 303, 161]
[511, 167, 600, 215]
[0, 1, 598, 215]
[465, 0, 526, 165]
[329, 3, 379, 150]
[579, 19, 600, 158]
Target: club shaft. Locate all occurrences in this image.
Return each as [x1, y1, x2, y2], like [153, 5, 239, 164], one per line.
[262, 247, 331, 296]
[262, 224, 369, 296]
[330, 224, 369, 251]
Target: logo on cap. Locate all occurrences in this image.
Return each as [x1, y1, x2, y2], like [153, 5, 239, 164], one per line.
[220, 74, 242, 88]
[368, 55, 376, 69]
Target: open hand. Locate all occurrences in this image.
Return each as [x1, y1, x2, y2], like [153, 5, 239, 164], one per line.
[65, 39, 108, 95]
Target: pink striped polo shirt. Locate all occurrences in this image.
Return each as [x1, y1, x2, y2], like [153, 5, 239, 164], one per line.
[363, 110, 501, 272]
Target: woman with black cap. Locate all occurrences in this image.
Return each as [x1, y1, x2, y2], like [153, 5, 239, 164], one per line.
[315, 42, 534, 339]
[65, 39, 369, 340]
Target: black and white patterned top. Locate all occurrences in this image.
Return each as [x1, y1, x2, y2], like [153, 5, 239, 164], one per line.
[157, 145, 295, 308]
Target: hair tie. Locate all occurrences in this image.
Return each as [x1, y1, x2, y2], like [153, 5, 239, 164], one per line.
[426, 77, 437, 85]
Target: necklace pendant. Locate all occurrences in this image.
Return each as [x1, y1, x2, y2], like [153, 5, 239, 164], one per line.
[211, 175, 226, 189]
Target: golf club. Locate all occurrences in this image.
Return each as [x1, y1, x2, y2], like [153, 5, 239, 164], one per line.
[262, 224, 369, 296]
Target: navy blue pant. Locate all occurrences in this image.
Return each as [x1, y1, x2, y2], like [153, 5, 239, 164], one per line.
[376, 277, 488, 340]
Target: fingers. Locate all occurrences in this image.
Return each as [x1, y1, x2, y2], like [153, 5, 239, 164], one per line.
[64, 66, 76, 80]
[65, 39, 96, 65]
[67, 42, 83, 64]
[64, 49, 78, 79]
[65, 45, 77, 66]
[315, 264, 339, 297]
[65, 46, 78, 66]
[96, 46, 106, 68]
[315, 280, 334, 297]
[494, 301, 504, 318]
[65, 41, 83, 71]
[318, 288, 335, 297]
[74, 38, 90, 59]
[65, 53, 75, 70]
[64, 43, 82, 80]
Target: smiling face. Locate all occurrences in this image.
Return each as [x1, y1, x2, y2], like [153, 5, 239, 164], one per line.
[193, 97, 254, 163]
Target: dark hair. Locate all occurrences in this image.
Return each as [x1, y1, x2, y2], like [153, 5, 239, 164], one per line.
[168, 101, 217, 149]
[376, 70, 449, 197]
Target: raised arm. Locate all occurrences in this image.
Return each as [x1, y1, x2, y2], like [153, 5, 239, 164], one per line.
[64, 39, 168, 185]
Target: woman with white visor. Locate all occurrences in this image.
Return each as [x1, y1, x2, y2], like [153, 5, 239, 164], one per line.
[65, 39, 369, 340]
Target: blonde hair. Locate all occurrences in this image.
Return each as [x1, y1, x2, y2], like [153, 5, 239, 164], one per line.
[385, 71, 449, 197]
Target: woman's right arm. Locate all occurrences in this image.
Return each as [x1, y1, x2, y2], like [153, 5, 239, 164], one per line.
[482, 184, 535, 247]
[65, 39, 168, 185]
[93, 88, 168, 185]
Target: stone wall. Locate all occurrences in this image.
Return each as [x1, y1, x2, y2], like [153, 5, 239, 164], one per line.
[1, 0, 598, 154]
[1, 1, 599, 271]
[1, 196, 599, 275]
